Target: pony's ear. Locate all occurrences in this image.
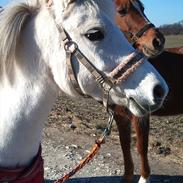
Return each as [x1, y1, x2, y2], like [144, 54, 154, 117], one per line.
[64, 0, 76, 6]
[46, 0, 76, 8]
[68, 0, 76, 3]
[61, 0, 76, 11]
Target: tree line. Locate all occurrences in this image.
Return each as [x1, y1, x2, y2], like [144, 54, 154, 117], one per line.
[159, 20, 183, 35]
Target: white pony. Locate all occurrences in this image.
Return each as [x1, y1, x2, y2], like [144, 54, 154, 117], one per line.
[0, 0, 168, 182]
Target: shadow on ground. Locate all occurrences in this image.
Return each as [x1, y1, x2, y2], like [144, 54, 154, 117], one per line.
[45, 175, 183, 183]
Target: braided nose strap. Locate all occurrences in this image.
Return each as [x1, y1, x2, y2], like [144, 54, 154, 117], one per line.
[109, 52, 144, 84]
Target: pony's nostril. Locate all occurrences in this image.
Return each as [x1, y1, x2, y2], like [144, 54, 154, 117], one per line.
[153, 84, 165, 102]
[152, 38, 162, 50]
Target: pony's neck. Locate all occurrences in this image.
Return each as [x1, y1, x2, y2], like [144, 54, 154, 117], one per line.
[0, 10, 59, 168]
[0, 78, 58, 169]
[0, 69, 58, 169]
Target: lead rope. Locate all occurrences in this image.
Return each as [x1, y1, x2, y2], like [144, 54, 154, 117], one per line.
[54, 110, 114, 183]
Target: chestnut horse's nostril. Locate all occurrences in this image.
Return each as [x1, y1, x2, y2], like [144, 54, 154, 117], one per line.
[153, 84, 165, 102]
[152, 38, 162, 50]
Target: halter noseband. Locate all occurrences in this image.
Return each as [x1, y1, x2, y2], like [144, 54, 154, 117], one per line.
[127, 23, 155, 45]
[47, 2, 145, 110]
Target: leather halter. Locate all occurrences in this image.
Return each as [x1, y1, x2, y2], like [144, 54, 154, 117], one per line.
[47, 2, 145, 110]
[125, 23, 155, 45]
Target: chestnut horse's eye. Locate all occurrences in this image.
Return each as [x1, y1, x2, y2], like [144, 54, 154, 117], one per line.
[117, 6, 128, 16]
[85, 28, 104, 41]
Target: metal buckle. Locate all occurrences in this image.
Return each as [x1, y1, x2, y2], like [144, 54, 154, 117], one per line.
[131, 35, 138, 43]
[103, 109, 114, 137]
[64, 41, 78, 53]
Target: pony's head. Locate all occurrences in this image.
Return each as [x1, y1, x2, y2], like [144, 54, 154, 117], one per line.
[0, 0, 168, 117]
[43, 0, 168, 116]
[115, 0, 165, 58]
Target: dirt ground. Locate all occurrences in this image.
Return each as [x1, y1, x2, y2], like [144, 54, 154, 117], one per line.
[42, 93, 183, 183]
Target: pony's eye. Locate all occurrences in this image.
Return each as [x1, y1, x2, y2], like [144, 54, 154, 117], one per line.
[85, 28, 104, 41]
[118, 7, 128, 16]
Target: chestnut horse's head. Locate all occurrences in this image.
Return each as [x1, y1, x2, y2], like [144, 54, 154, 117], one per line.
[115, 0, 165, 58]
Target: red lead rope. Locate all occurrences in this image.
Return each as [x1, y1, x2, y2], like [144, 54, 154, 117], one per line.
[54, 111, 114, 183]
[54, 137, 105, 183]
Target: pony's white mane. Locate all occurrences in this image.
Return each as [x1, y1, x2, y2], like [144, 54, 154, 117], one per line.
[0, 0, 42, 77]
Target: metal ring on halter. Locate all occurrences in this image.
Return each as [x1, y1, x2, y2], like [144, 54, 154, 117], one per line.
[103, 109, 114, 136]
[64, 41, 78, 53]
[131, 35, 138, 44]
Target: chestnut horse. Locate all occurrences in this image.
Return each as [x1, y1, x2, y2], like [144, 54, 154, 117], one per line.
[114, 0, 183, 183]
[115, 0, 165, 58]
[115, 47, 183, 183]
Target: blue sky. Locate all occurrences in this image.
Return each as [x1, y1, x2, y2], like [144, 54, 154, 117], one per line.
[1, 0, 183, 26]
[142, 0, 183, 26]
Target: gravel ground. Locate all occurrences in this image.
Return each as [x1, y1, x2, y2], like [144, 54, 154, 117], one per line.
[42, 93, 183, 183]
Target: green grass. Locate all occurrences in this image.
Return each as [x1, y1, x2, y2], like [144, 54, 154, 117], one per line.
[165, 35, 183, 48]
